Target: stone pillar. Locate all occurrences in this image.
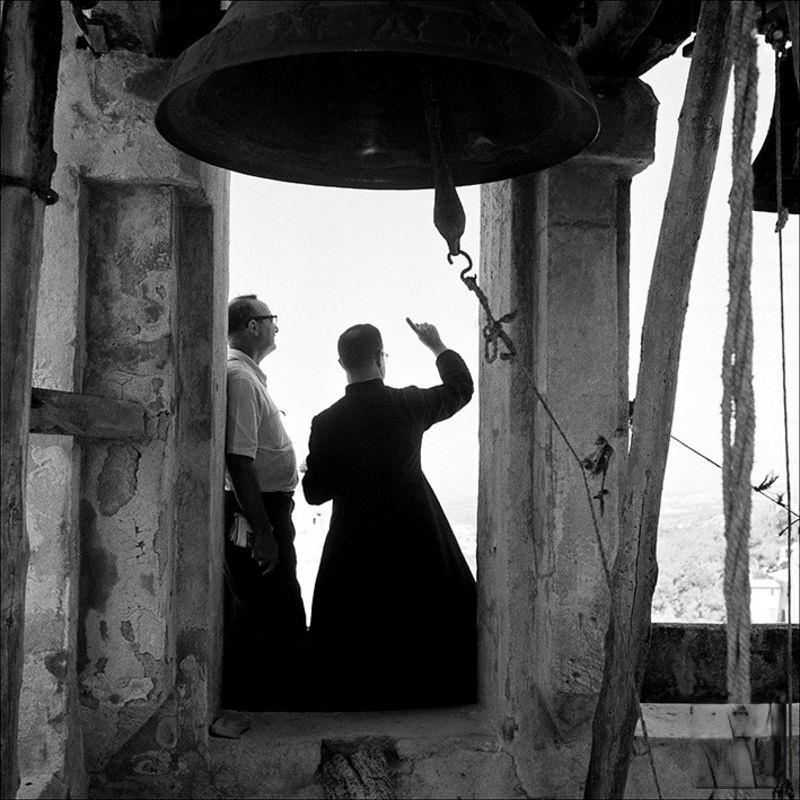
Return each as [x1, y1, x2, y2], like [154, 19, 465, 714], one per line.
[19, 7, 229, 796]
[478, 78, 657, 797]
[78, 182, 180, 773]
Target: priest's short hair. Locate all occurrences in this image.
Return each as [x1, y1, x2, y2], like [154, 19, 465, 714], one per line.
[338, 324, 383, 370]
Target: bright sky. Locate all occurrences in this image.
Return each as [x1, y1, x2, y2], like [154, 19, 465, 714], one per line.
[631, 43, 799, 508]
[229, 42, 799, 603]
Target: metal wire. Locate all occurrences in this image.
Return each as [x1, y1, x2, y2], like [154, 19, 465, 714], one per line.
[449, 249, 517, 362]
[772, 43, 795, 800]
[669, 434, 799, 522]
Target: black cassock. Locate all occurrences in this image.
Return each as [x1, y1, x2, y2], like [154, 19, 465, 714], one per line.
[303, 349, 476, 709]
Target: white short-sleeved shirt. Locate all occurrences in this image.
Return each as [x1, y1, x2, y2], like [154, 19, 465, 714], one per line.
[225, 348, 298, 493]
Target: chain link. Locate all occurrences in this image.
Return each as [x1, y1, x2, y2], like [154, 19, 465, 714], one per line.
[448, 249, 517, 362]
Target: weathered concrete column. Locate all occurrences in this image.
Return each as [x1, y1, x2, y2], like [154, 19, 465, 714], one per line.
[478, 78, 657, 797]
[18, 7, 229, 796]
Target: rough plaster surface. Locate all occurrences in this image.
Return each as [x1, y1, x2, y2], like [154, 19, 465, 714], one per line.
[78, 182, 178, 773]
[75, 178, 226, 795]
[21, 9, 229, 796]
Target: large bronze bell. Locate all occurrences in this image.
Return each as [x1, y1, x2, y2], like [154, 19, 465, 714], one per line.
[155, 1, 599, 189]
[752, 53, 799, 214]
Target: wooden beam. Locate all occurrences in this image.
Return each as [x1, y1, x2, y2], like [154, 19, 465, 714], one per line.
[786, 0, 799, 96]
[583, 2, 738, 797]
[29, 388, 147, 439]
[0, 2, 62, 799]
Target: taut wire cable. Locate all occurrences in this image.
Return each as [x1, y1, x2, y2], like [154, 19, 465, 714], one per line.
[772, 35, 795, 800]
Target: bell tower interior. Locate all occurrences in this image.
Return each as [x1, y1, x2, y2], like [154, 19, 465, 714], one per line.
[4, 2, 798, 799]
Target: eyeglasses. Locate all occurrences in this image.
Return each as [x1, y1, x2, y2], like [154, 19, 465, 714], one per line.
[250, 315, 278, 325]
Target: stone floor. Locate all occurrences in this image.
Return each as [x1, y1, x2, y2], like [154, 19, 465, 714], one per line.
[16, 703, 798, 798]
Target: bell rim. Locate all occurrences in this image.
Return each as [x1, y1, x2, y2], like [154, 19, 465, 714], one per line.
[157, 0, 596, 113]
[155, 74, 599, 189]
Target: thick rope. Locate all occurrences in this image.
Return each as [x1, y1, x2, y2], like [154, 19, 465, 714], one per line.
[721, 2, 758, 705]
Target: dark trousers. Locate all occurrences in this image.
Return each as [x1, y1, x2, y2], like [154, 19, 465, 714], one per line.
[222, 491, 307, 710]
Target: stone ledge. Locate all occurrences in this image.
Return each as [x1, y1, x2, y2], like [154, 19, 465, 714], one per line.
[644, 623, 799, 702]
[209, 706, 516, 799]
[209, 704, 799, 799]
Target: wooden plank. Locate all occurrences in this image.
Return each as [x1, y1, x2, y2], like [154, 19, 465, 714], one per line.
[583, 2, 739, 797]
[29, 388, 146, 439]
[0, 3, 62, 799]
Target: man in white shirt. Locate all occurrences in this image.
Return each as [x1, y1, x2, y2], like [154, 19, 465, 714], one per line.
[223, 294, 306, 710]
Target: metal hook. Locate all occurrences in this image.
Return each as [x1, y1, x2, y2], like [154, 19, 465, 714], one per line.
[446, 248, 474, 281]
[444, 246, 517, 363]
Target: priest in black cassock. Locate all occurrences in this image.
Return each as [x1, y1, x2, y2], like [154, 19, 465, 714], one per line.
[302, 318, 476, 709]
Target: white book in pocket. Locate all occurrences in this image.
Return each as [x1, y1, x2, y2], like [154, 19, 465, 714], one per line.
[228, 512, 252, 548]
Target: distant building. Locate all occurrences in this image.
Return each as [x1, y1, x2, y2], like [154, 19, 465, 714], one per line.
[750, 575, 784, 622]
[768, 568, 800, 623]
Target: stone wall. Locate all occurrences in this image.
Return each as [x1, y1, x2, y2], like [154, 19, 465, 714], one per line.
[643, 623, 800, 703]
[19, 7, 228, 796]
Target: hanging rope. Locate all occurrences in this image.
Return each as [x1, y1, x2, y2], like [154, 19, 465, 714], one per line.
[721, 2, 758, 705]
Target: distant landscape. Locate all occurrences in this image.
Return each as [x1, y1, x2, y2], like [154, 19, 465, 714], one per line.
[293, 486, 793, 624]
[652, 490, 791, 622]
